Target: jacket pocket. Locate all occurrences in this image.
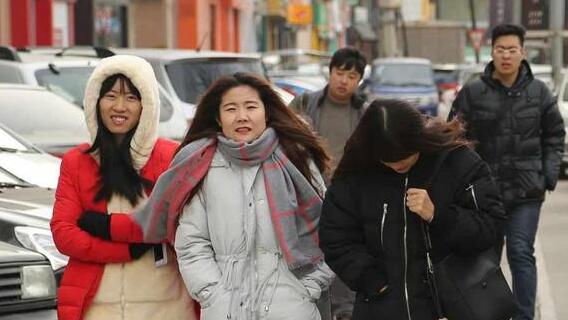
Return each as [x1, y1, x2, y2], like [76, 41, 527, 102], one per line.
[514, 108, 541, 136]
[198, 282, 225, 309]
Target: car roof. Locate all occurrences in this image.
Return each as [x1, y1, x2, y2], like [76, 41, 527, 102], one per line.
[261, 49, 331, 57]
[110, 48, 261, 62]
[0, 51, 99, 71]
[373, 57, 432, 65]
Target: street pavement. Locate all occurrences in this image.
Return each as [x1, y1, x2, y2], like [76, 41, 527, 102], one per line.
[505, 180, 568, 320]
[536, 179, 568, 319]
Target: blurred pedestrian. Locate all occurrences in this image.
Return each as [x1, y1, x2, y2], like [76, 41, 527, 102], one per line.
[50, 55, 197, 320]
[289, 46, 368, 320]
[320, 99, 506, 320]
[448, 24, 565, 320]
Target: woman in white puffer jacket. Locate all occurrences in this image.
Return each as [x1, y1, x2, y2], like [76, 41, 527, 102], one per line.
[170, 72, 335, 320]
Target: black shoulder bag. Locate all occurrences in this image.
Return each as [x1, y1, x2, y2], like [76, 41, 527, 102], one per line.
[422, 151, 519, 320]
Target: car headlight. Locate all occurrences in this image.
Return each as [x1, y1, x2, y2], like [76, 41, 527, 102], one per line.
[14, 226, 69, 271]
[21, 265, 56, 299]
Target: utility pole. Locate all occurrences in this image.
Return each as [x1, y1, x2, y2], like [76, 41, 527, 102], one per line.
[551, 0, 565, 89]
[468, 0, 479, 63]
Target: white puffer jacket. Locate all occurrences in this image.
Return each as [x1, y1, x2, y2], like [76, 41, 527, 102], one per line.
[175, 150, 335, 320]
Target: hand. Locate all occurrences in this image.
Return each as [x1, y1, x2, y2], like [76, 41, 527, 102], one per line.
[129, 243, 154, 260]
[78, 211, 111, 240]
[406, 188, 435, 222]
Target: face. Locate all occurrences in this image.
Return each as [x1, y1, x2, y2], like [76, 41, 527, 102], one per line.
[382, 153, 420, 174]
[328, 66, 362, 102]
[491, 35, 525, 78]
[218, 85, 267, 143]
[99, 78, 142, 143]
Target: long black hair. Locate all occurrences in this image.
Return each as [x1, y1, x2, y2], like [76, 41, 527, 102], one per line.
[85, 73, 148, 206]
[334, 99, 472, 179]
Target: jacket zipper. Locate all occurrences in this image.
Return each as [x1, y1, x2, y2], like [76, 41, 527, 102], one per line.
[380, 203, 388, 251]
[403, 176, 412, 320]
[467, 184, 479, 210]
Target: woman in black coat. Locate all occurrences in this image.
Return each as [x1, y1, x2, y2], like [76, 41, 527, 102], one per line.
[319, 99, 506, 320]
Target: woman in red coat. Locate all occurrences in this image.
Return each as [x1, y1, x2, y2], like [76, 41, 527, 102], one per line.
[50, 55, 197, 320]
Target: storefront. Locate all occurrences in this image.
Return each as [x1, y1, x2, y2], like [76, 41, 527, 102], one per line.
[10, 0, 76, 47]
[75, 0, 128, 47]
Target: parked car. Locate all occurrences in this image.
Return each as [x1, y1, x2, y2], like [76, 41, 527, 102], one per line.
[272, 76, 324, 97]
[0, 84, 90, 157]
[365, 57, 439, 116]
[0, 123, 60, 189]
[262, 49, 331, 80]
[110, 48, 293, 120]
[0, 46, 188, 141]
[0, 241, 57, 319]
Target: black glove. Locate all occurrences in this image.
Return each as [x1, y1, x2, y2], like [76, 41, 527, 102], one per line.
[129, 243, 154, 260]
[78, 211, 111, 240]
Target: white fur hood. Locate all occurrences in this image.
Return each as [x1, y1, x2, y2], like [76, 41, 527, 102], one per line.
[83, 55, 159, 170]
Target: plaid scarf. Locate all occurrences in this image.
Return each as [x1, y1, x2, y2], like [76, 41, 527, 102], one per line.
[132, 128, 324, 274]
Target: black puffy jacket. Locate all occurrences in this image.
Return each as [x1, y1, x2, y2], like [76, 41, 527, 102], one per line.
[319, 147, 506, 320]
[449, 61, 565, 207]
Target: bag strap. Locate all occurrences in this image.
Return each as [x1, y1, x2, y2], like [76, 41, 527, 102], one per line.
[420, 150, 451, 317]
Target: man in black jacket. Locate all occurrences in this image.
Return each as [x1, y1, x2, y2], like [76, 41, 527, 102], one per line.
[448, 24, 565, 320]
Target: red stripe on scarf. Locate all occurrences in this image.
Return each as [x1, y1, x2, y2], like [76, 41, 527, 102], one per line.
[296, 195, 321, 244]
[263, 170, 294, 263]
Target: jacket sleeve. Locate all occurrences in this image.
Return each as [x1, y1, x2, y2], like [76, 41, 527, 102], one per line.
[174, 191, 222, 303]
[429, 154, 506, 255]
[50, 153, 133, 263]
[540, 88, 565, 191]
[319, 179, 388, 299]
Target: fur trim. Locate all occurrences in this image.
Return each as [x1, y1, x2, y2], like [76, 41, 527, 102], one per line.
[83, 55, 159, 170]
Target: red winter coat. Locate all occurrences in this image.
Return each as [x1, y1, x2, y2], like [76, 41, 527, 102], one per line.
[51, 139, 178, 320]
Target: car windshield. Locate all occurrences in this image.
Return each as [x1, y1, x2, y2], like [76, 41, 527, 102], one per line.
[373, 63, 434, 86]
[0, 89, 90, 147]
[165, 58, 265, 104]
[35, 66, 95, 106]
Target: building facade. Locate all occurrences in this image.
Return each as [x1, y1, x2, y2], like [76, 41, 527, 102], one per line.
[9, 0, 76, 47]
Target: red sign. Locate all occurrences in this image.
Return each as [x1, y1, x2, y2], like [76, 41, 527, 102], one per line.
[468, 28, 485, 52]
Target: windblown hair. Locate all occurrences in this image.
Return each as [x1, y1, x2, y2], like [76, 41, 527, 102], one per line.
[334, 99, 472, 179]
[85, 73, 148, 206]
[178, 72, 331, 184]
[491, 24, 526, 46]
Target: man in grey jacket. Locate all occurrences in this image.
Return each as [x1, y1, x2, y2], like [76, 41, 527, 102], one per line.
[290, 47, 368, 320]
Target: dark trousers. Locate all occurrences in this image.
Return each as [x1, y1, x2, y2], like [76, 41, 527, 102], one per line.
[495, 202, 542, 320]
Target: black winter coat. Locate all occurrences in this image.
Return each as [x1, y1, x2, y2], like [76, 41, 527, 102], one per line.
[449, 61, 565, 207]
[319, 147, 506, 320]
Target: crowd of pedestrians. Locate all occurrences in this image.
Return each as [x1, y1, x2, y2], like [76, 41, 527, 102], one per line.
[51, 23, 565, 320]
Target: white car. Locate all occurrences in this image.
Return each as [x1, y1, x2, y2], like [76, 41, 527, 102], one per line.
[0, 46, 188, 141]
[0, 84, 90, 157]
[0, 123, 61, 189]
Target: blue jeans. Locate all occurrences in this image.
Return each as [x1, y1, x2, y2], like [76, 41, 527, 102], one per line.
[497, 202, 543, 320]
